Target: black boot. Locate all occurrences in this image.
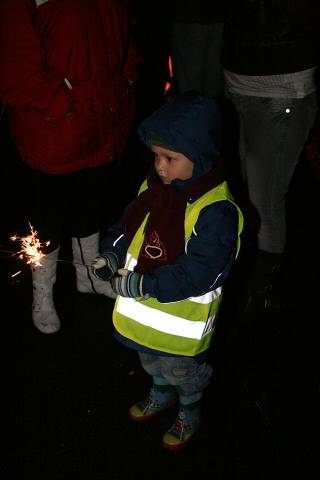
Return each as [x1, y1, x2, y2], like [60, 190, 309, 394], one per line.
[242, 249, 283, 312]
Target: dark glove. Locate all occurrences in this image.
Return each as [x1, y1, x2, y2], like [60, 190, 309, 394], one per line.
[91, 251, 119, 281]
[111, 269, 145, 298]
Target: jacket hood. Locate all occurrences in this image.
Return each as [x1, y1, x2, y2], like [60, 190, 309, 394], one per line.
[138, 91, 223, 182]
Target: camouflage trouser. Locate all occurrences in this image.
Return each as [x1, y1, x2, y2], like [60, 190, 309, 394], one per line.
[138, 351, 213, 397]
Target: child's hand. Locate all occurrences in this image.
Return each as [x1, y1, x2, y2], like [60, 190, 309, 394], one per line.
[111, 270, 144, 298]
[91, 251, 119, 281]
[117, 268, 129, 277]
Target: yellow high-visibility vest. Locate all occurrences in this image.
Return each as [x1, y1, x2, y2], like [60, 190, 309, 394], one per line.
[113, 180, 243, 356]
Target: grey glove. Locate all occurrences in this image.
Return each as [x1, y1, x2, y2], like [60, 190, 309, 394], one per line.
[91, 251, 119, 281]
[111, 269, 145, 298]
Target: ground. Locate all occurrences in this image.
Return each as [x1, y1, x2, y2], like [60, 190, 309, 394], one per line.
[1, 104, 316, 479]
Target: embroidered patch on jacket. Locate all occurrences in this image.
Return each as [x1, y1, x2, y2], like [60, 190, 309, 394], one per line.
[142, 231, 167, 260]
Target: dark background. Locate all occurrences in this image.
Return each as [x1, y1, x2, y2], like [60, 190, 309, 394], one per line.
[1, 7, 317, 478]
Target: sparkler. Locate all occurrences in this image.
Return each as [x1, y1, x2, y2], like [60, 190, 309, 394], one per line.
[0, 223, 92, 278]
[10, 222, 49, 267]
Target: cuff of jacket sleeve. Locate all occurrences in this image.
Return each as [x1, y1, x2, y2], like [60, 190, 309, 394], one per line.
[140, 275, 154, 299]
[101, 251, 119, 265]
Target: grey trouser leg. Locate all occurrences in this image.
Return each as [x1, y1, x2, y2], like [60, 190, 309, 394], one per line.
[138, 352, 213, 397]
[227, 92, 317, 253]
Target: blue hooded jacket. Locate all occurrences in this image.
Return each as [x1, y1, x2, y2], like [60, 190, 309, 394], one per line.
[100, 92, 239, 302]
[138, 91, 223, 183]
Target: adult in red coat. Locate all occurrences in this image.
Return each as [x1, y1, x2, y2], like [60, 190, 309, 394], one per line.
[0, 0, 142, 334]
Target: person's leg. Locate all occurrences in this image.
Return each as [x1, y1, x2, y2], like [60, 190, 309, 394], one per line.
[160, 355, 213, 450]
[22, 163, 65, 251]
[69, 164, 118, 298]
[129, 352, 178, 421]
[230, 92, 317, 254]
[171, 22, 207, 94]
[31, 247, 61, 333]
[21, 165, 66, 333]
[203, 22, 225, 100]
[228, 92, 317, 309]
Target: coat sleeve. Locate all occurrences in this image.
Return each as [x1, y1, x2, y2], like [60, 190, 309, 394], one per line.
[142, 201, 239, 302]
[0, 0, 73, 121]
[99, 220, 129, 268]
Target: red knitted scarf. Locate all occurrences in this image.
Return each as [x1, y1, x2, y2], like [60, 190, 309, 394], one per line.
[123, 160, 225, 274]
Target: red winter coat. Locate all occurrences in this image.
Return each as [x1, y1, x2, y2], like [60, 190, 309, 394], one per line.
[0, 0, 142, 173]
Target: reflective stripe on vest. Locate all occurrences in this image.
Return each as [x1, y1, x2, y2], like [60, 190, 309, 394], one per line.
[113, 181, 243, 356]
[117, 254, 222, 340]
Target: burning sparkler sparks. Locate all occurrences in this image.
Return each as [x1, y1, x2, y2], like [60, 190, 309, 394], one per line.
[1, 223, 91, 280]
[10, 222, 49, 267]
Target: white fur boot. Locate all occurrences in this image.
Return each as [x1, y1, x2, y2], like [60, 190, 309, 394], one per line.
[31, 247, 61, 334]
[72, 232, 116, 299]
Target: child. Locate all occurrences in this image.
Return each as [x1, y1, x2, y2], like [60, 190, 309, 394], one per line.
[92, 92, 243, 451]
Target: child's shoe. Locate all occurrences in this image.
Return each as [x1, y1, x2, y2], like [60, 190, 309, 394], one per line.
[129, 385, 177, 422]
[162, 402, 201, 451]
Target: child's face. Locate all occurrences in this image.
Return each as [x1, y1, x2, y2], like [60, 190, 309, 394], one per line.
[151, 145, 194, 184]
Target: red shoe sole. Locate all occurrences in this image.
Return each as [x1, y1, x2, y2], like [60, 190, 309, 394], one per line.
[162, 435, 194, 452]
[129, 401, 177, 423]
[129, 410, 160, 422]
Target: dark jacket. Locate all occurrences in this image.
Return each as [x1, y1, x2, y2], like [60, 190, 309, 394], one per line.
[222, 0, 319, 75]
[0, 0, 142, 174]
[100, 94, 240, 303]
